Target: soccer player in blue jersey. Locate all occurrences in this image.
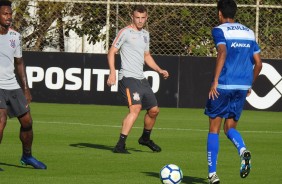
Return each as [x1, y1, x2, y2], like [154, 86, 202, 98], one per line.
[204, 0, 262, 183]
[0, 1, 46, 169]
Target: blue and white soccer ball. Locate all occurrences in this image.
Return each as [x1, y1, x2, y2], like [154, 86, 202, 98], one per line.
[160, 164, 183, 184]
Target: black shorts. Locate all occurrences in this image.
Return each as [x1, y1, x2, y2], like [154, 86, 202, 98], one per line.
[0, 89, 30, 118]
[119, 77, 158, 110]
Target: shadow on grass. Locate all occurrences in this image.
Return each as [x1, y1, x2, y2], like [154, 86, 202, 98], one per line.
[0, 162, 32, 169]
[69, 143, 145, 153]
[142, 171, 207, 184]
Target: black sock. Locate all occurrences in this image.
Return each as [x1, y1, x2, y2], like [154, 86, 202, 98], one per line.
[117, 133, 127, 146]
[23, 148, 32, 157]
[141, 128, 152, 141]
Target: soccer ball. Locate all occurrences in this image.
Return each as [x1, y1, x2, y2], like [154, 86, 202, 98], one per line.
[160, 164, 183, 184]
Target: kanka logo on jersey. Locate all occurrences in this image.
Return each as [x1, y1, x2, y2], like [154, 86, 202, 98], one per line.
[26, 67, 160, 93]
[247, 63, 282, 109]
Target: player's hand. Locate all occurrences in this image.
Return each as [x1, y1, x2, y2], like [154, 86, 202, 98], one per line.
[159, 69, 169, 79]
[247, 88, 252, 97]
[208, 81, 219, 100]
[23, 88, 32, 104]
[107, 73, 116, 87]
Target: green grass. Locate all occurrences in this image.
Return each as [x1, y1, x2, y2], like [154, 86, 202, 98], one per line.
[0, 103, 281, 183]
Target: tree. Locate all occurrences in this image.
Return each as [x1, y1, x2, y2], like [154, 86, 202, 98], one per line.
[13, 1, 66, 51]
[10, 0, 281, 58]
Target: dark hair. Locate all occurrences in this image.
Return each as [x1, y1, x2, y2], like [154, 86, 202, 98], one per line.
[131, 5, 147, 15]
[217, 0, 237, 19]
[0, 1, 12, 7]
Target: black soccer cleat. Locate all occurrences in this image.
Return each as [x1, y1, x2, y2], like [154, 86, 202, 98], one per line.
[112, 144, 130, 154]
[138, 137, 161, 152]
[208, 174, 220, 184]
[240, 150, 251, 178]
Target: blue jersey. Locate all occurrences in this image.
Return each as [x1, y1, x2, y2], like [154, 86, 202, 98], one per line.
[212, 22, 261, 90]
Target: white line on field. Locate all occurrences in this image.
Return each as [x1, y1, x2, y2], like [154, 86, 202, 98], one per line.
[31, 120, 282, 134]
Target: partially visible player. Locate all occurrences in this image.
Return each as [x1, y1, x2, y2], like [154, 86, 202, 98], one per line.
[0, 0, 46, 169]
[107, 5, 169, 154]
[204, 0, 262, 183]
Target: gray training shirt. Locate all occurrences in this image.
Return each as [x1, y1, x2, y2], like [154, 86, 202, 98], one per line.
[112, 25, 150, 80]
[0, 28, 22, 89]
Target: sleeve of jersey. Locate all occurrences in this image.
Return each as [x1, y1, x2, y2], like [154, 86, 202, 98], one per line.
[112, 29, 126, 49]
[145, 33, 150, 52]
[212, 28, 226, 47]
[253, 41, 261, 55]
[14, 34, 22, 58]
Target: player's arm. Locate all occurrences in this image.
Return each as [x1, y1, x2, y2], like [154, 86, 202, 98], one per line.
[14, 57, 32, 103]
[107, 46, 119, 86]
[209, 27, 226, 100]
[209, 44, 226, 100]
[247, 53, 262, 96]
[144, 51, 169, 79]
[252, 53, 262, 84]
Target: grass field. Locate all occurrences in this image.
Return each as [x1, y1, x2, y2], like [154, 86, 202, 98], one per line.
[0, 102, 281, 184]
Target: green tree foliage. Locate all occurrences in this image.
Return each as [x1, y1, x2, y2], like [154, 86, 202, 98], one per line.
[64, 3, 107, 46]
[12, 1, 66, 51]
[9, 0, 282, 58]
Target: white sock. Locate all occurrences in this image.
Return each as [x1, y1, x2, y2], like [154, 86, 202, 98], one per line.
[209, 172, 216, 178]
[240, 147, 246, 156]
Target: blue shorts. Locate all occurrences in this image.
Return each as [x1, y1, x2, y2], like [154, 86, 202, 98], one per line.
[204, 89, 248, 121]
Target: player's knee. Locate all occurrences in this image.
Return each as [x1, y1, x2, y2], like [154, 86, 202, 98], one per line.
[148, 107, 159, 118]
[20, 122, 33, 132]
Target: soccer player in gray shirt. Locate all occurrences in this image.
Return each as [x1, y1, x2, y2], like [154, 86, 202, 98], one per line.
[107, 5, 169, 153]
[0, 0, 46, 169]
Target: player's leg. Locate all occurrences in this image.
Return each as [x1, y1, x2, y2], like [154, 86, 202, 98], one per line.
[121, 104, 142, 135]
[224, 118, 251, 178]
[113, 104, 142, 153]
[0, 92, 9, 171]
[18, 112, 33, 157]
[224, 90, 251, 178]
[113, 78, 142, 153]
[0, 109, 8, 144]
[142, 106, 159, 140]
[144, 106, 159, 130]
[138, 79, 161, 152]
[0, 90, 8, 144]
[223, 90, 248, 155]
[0, 108, 7, 171]
[205, 88, 231, 183]
[138, 106, 161, 152]
[7, 89, 46, 169]
[207, 117, 221, 184]
[18, 112, 46, 169]
[224, 118, 246, 156]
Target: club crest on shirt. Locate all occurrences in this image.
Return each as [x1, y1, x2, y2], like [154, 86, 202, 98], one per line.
[133, 92, 140, 101]
[9, 39, 16, 48]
